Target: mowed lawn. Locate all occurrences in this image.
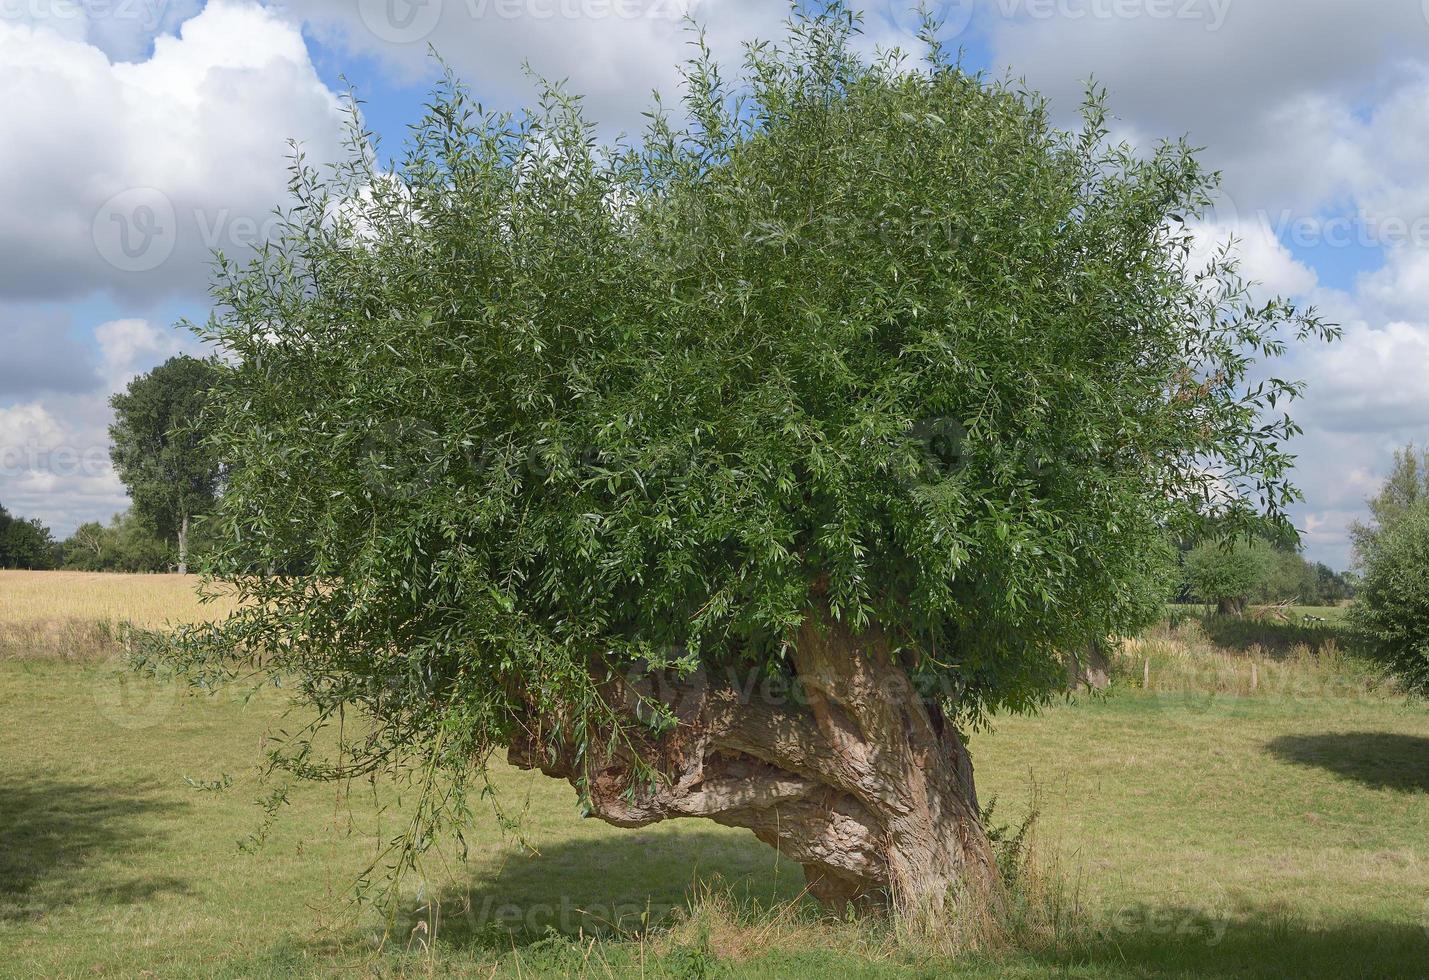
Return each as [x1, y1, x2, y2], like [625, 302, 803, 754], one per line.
[0, 575, 1426, 977]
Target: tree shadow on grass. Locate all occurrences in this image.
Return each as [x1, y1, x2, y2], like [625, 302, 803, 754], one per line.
[1195, 615, 1342, 657]
[0, 774, 192, 921]
[1044, 915, 1429, 979]
[1264, 733, 1429, 793]
[266, 829, 1429, 978]
[414, 827, 803, 951]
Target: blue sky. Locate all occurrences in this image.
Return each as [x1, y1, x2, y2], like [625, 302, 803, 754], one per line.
[2, 1, 1428, 570]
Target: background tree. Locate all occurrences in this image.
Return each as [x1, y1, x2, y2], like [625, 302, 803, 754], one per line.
[167, 7, 1333, 917]
[0, 503, 57, 570]
[1311, 561, 1356, 604]
[59, 511, 174, 573]
[1253, 547, 1354, 606]
[109, 355, 220, 574]
[1183, 539, 1277, 615]
[1349, 443, 1429, 564]
[61, 521, 110, 570]
[1347, 508, 1429, 697]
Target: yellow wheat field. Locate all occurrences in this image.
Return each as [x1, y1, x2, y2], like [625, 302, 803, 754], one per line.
[0, 570, 235, 660]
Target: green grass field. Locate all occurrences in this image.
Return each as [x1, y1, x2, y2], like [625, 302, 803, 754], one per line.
[1, 579, 1426, 977]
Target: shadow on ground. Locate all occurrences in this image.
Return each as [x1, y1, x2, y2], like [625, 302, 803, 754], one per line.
[249, 829, 1429, 978]
[416, 827, 801, 950]
[1194, 615, 1343, 657]
[1023, 915, 1429, 980]
[1264, 732, 1429, 793]
[0, 774, 191, 920]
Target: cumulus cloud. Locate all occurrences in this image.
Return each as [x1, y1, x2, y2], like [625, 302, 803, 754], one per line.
[0, 0, 350, 305]
[0, 397, 125, 531]
[1360, 250, 1429, 325]
[982, 1, 1429, 198]
[4, 0, 205, 61]
[0, 318, 200, 535]
[277, 0, 913, 133]
[1188, 218, 1318, 298]
[1299, 321, 1429, 435]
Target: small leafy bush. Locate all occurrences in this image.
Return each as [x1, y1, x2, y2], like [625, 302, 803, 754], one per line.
[1348, 507, 1429, 697]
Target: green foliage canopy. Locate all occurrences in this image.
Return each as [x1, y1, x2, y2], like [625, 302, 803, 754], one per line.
[1182, 538, 1276, 612]
[1349, 443, 1429, 564]
[1348, 508, 1429, 697]
[0, 502, 56, 570]
[109, 354, 221, 569]
[172, 8, 1334, 842]
[60, 511, 175, 573]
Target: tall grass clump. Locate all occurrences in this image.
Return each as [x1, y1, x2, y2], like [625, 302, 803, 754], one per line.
[1116, 613, 1393, 703]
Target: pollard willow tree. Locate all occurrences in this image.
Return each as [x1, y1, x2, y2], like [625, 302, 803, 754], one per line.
[177, 7, 1332, 917]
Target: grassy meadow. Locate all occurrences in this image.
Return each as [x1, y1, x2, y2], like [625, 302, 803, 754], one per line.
[1, 572, 1426, 977]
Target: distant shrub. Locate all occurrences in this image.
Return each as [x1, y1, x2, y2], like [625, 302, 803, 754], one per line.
[1348, 509, 1429, 697]
[0, 503, 57, 570]
[59, 510, 177, 573]
[1182, 539, 1275, 615]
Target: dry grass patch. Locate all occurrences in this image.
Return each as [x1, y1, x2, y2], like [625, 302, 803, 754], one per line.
[0, 570, 232, 660]
[1116, 615, 1393, 704]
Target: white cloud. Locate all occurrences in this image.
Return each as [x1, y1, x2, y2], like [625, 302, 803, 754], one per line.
[0, 318, 200, 536]
[278, 0, 911, 134]
[1300, 320, 1429, 435]
[1188, 218, 1318, 298]
[0, 398, 126, 532]
[984, 2, 1429, 212]
[94, 317, 190, 388]
[1360, 249, 1429, 325]
[4, 0, 205, 61]
[0, 403, 67, 452]
[0, 0, 350, 304]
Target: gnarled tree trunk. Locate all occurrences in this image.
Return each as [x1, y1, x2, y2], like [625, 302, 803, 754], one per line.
[1216, 596, 1246, 616]
[1065, 639, 1111, 692]
[509, 604, 999, 918]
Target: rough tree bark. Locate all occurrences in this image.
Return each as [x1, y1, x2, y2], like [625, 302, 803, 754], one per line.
[1065, 640, 1111, 692]
[509, 602, 999, 917]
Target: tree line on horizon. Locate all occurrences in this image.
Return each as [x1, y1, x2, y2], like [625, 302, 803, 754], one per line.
[0, 354, 220, 573]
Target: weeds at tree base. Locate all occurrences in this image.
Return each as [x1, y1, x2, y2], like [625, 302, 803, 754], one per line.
[385, 792, 1093, 977]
